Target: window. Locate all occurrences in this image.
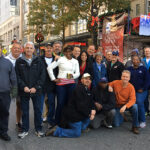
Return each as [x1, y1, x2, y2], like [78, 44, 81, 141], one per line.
[136, 4, 140, 16]
[148, 0, 150, 13]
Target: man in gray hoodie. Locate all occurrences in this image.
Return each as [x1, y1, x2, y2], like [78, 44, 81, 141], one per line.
[0, 45, 17, 141]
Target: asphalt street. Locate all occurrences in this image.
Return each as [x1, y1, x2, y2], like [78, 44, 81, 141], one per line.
[0, 101, 150, 150]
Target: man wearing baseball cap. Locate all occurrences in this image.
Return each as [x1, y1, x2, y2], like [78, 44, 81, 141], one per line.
[91, 77, 116, 129]
[45, 73, 96, 138]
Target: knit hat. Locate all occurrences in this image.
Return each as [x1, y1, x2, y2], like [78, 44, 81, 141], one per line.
[112, 51, 119, 56]
[99, 77, 108, 83]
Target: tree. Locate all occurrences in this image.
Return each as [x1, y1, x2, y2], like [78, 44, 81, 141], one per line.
[27, 0, 130, 45]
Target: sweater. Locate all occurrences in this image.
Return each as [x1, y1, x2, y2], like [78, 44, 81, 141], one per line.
[47, 56, 80, 81]
[127, 66, 150, 91]
[109, 80, 136, 108]
[0, 55, 17, 92]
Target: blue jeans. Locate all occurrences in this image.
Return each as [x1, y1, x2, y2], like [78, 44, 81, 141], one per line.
[113, 104, 139, 127]
[136, 91, 148, 123]
[40, 92, 55, 125]
[20, 96, 42, 132]
[54, 118, 90, 138]
[144, 91, 149, 113]
[55, 83, 76, 124]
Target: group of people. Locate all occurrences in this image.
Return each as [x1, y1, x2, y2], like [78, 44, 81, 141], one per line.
[0, 40, 150, 141]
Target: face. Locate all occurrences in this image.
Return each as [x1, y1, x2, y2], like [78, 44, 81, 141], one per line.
[87, 45, 95, 56]
[81, 77, 91, 87]
[98, 82, 108, 89]
[24, 44, 34, 57]
[11, 43, 22, 58]
[111, 55, 118, 63]
[45, 46, 53, 57]
[53, 43, 62, 54]
[64, 50, 72, 59]
[72, 47, 81, 58]
[106, 52, 112, 61]
[121, 72, 130, 84]
[144, 48, 150, 58]
[81, 52, 87, 62]
[98, 46, 103, 53]
[132, 56, 140, 67]
[96, 55, 102, 64]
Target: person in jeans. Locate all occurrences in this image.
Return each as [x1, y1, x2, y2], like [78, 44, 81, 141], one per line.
[45, 73, 96, 138]
[47, 45, 80, 125]
[0, 45, 17, 141]
[15, 42, 46, 139]
[109, 70, 139, 134]
[128, 55, 149, 128]
[40, 43, 56, 127]
[91, 77, 116, 129]
[6, 42, 22, 132]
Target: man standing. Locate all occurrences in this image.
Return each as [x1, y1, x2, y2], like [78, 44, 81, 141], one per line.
[15, 42, 45, 139]
[0, 45, 17, 141]
[87, 45, 95, 62]
[91, 77, 116, 129]
[72, 46, 81, 59]
[53, 41, 63, 56]
[109, 70, 139, 134]
[6, 42, 22, 131]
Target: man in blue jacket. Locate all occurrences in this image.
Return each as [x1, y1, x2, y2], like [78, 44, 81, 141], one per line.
[0, 45, 17, 141]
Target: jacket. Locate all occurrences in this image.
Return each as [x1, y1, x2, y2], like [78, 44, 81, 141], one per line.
[0, 55, 17, 92]
[60, 84, 95, 126]
[107, 60, 125, 82]
[92, 62, 107, 87]
[47, 56, 80, 81]
[92, 85, 116, 111]
[128, 66, 150, 91]
[40, 55, 57, 93]
[15, 55, 46, 96]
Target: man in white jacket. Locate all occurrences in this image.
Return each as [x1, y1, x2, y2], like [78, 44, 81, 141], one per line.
[6, 42, 22, 132]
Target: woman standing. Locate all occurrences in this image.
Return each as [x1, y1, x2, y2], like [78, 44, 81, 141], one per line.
[78, 50, 93, 83]
[92, 52, 107, 87]
[47, 46, 80, 125]
[128, 55, 149, 128]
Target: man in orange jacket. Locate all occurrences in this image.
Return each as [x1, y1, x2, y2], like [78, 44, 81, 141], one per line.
[109, 70, 139, 134]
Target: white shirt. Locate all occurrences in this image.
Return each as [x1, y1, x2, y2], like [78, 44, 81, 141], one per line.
[146, 58, 150, 64]
[45, 57, 53, 65]
[47, 56, 80, 81]
[5, 53, 22, 67]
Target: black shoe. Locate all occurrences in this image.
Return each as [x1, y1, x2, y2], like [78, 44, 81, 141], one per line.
[16, 122, 22, 132]
[0, 134, 11, 141]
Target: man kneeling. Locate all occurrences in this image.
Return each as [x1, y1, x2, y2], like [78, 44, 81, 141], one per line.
[46, 73, 96, 138]
[90, 77, 116, 129]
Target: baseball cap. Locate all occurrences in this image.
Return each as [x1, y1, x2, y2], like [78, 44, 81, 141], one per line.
[82, 73, 91, 79]
[112, 51, 119, 56]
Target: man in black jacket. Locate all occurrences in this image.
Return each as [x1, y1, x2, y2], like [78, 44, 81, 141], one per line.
[107, 51, 125, 82]
[45, 73, 96, 138]
[15, 42, 45, 139]
[40, 43, 57, 127]
[90, 77, 116, 129]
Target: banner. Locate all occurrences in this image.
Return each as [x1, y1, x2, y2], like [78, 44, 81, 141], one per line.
[139, 15, 150, 36]
[102, 13, 127, 62]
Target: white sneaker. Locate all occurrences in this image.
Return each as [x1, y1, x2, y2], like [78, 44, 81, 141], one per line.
[106, 125, 113, 129]
[18, 132, 28, 139]
[35, 131, 45, 137]
[43, 117, 47, 122]
[140, 122, 146, 128]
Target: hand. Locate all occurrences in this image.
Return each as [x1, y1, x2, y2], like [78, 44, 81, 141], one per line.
[24, 87, 30, 93]
[108, 86, 113, 92]
[54, 79, 61, 83]
[90, 114, 95, 120]
[67, 74, 73, 79]
[95, 102, 102, 111]
[120, 105, 127, 114]
[138, 89, 143, 93]
[30, 88, 36, 94]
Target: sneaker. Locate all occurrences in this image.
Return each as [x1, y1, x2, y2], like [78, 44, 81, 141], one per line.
[140, 122, 146, 128]
[18, 132, 28, 139]
[16, 123, 22, 132]
[0, 133, 11, 141]
[101, 120, 113, 129]
[131, 127, 139, 134]
[45, 125, 58, 136]
[35, 131, 45, 137]
[106, 125, 113, 129]
[43, 117, 47, 123]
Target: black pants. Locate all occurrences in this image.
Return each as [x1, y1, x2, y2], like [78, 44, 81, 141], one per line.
[0, 92, 11, 135]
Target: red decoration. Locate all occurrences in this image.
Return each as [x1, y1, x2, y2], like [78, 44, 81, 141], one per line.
[35, 33, 44, 43]
[131, 17, 140, 30]
[91, 16, 99, 26]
